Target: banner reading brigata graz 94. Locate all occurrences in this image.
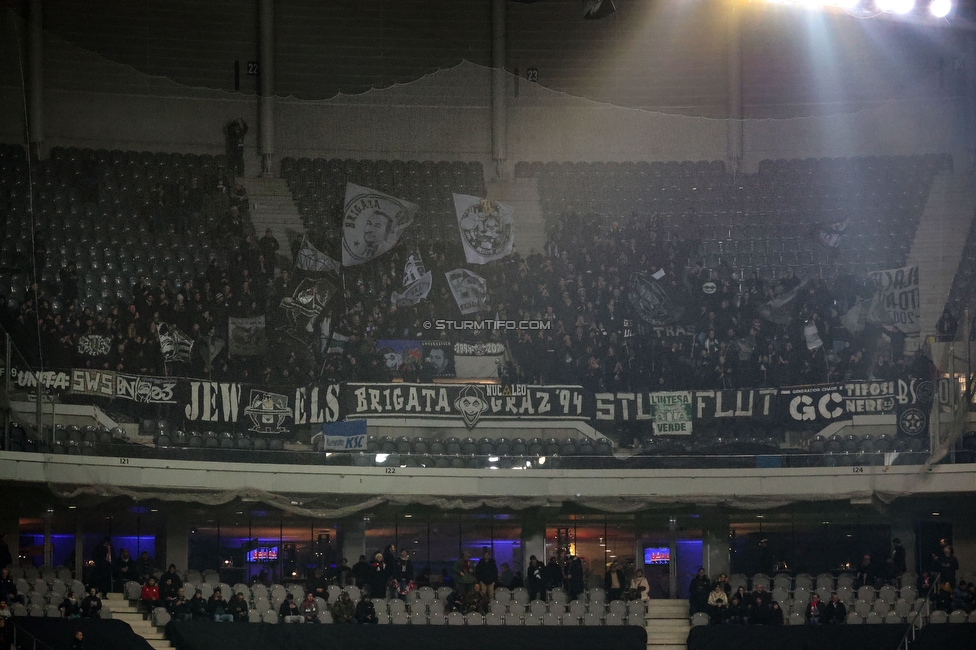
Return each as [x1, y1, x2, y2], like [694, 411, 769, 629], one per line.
[344, 383, 589, 430]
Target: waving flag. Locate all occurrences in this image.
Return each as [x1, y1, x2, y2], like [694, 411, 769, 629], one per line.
[392, 250, 432, 306]
[446, 268, 488, 315]
[157, 323, 193, 364]
[341, 183, 417, 266]
[296, 238, 340, 274]
[453, 194, 515, 264]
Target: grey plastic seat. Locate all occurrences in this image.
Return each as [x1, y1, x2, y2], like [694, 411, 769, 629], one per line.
[529, 599, 547, 616]
[485, 612, 503, 625]
[447, 611, 465, 625]
[884, 611, 903, 624]
[949, 609, 968, 624]
[583, 611, 602, 625]
[929, 610, 948, 624]
[788, 612, 804, 625]
[466, 611, 484, 625]
[864, 611, 883, 624]
[847, 612, 863, 624]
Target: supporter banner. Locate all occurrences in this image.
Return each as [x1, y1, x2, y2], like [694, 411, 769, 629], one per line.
[280, 278, 337, 330]
[376, 340, 422, 373]
[779, 385, 846, 424]
[295, 237, 340, 274]
[896, 402, 929, 437]
[454, 353, 505, 379]
[347, 383, 588, 429]
[391, 251, 432, 307]
[314, 420, 368, 451]
[228, 315, 267, 357]
[693, 390, 777, 421]
[77, 335, 112, 358]
[453, 194, 515, 264]
[628, 271, 681, 325]
[181, 381, 340, 430]
[446, 268, 488, 315]
[341, 183, 417, 266]
[115, 374, 178, 404]
[593, 391, 693, 434]
[454, 342, 506, 356]
[67, 369, 116, 398]
[422, 341, 456, 378]
[157, 323, 193, 364]
[870, 265, 920, 337]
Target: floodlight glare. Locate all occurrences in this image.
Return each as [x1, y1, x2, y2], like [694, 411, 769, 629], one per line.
[875, 0, 894, 9]
[891, 0, 914, 12]
[929, 0, 951, 16]
[374, 453, 389, 463]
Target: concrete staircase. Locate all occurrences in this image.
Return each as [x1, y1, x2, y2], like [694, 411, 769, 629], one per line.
[105, 593, 173, 650]
[485, 178, 547, 257]
[243, 175, 306, 270]
[644, 599, 690, 650]
[906, 172, 976, 343]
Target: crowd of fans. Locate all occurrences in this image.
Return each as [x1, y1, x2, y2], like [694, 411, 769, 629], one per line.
[0, 147, 947, 400]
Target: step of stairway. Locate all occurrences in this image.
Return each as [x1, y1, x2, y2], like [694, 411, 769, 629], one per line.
[646, 644, 687, 650]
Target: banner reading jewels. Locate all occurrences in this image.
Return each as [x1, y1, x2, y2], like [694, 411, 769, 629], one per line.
[346, 383, 589, 429]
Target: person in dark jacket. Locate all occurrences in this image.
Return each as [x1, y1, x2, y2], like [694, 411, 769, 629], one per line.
[187, 589, 208, 620]
[228, 592, 249, 622]
[823, 592, 847, 624]
[689, 568, 712, 615]
[368, 552, 391, 600]
[352, 555, 371, 588]
[475, 549, 498, 600]
[545, 557, 564, 594]
[392, 549, 415, 597]
[605, 562, 626, 602]
[805, 593, 825, 624]
[59, 592, 82, 618]
[526, 555, 546, 602]
[566, 555, 584, 601]
[159, 565, 183, 602]
[938, 546, 959, 588]
[355, 593, 378, 624]
[208, 588, 233, 622]
[80, 588, 102, 618]
[279, 593, 302, 623]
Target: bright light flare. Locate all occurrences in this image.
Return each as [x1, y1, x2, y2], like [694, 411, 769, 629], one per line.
[891, 0, 914, 12]
[929, 0, 951, 16]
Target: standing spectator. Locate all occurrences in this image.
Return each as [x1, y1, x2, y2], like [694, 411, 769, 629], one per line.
[0, 569, 14, 605]
[392, 549, 414, 597]
[605, 561, 626, 602]
[629, 569, 650, 602]
[135, 551, 155, 585]
[368, 552, 390, 600]
[936, 308, 958, 342]
[938, 545, 959, 588]
[475, 548, 498, 600]
[114, 548, 135, 590]
[352, 555, 370, 588]
[258, 229, 280, 275]
[526, 556, 545, 602]
[689, 567, 711, 615]
[498, 563, 515, 590]
[453, 550, 476, 597]
[226, 118, 248, 177]
[891, 538, 907, 575]
[90, 537, 114, 595]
